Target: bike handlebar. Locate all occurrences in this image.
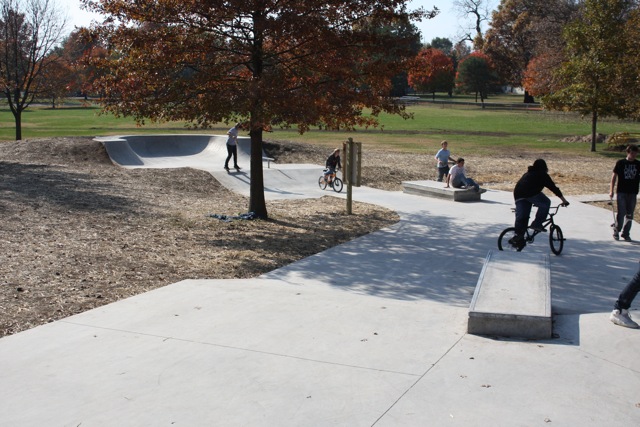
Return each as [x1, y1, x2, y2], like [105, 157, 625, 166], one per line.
[549, 204, 568, 215]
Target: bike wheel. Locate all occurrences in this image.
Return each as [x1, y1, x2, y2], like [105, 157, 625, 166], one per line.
[332, 177, 343, 193]
[318, 175, 327, 190]
[498, 227, 524, 252]
[549, 225, 564, 255]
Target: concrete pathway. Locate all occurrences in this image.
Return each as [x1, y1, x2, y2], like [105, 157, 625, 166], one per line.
[1, 136, 639, 426]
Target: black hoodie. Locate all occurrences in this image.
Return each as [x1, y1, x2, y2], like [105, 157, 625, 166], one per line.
[513, 161, 563, 200]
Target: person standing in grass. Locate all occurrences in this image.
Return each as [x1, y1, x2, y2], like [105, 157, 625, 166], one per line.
[609, 144, 640, 241]
[445, 158, 483, 192]
[434, 140, 455, 182]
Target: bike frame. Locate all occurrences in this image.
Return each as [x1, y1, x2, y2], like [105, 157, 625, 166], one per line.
[523, 205, 562, 242]
[498, 204, 566, 255]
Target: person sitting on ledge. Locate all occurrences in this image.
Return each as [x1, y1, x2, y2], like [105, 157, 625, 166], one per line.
[445, 158, 484, 193]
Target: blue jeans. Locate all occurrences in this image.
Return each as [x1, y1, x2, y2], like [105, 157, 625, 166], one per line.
[515, 193, 550, 236]
[451, 174, 479, 191]
[615, 192, 636, 237]
[324, 167, 336, 177]
[614, 262, 640, 310]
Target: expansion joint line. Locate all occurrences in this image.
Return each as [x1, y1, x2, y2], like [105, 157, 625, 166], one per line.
[371, 333, 467, 426]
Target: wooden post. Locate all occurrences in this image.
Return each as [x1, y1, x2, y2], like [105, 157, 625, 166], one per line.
[344, 138, 361, 215]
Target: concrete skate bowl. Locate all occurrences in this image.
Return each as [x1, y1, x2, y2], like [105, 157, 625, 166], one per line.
[96, 134, 325, 200]
[95, 134, 249, 169]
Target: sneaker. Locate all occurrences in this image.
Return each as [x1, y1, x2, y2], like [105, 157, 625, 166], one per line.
[479, 188, 487, 194]
[622, 234, 632, 241]
[224, 166, 230, 171]
[529, 223, 547, 232]
[613, 228, 620, 240]
[610, 309, 639, 328]
[508, 235, 526, 249]
[234, 166, 242, 170]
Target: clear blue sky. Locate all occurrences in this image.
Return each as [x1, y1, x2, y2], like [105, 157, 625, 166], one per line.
[64, 0, 470, 44]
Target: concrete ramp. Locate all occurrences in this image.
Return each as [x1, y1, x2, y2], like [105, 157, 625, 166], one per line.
[96, 134, 251, 170]
[96, 134, 328, 200]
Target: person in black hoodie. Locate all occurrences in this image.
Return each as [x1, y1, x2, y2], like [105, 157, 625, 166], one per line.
[323, 148, 342, 186]
[512, 159, 569, 245]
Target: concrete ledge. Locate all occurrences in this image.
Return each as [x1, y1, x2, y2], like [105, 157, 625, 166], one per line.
[402, 180, 481, 202]
[468, 250, 551, 339]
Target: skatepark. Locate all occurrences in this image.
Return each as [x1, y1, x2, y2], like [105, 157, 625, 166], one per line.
[0, 134, 639, 426]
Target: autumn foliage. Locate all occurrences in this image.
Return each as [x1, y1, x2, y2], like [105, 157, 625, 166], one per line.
[82, 0, 432, 218]
[407, 48, 454, 97]
[522, 53, 564, 97]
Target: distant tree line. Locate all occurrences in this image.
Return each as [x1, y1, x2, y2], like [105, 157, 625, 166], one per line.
[1, 0, 637, 180]
[407, 0, 640, 151]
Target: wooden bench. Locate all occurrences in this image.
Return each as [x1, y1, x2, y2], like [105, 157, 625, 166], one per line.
[402, 180, 482, 202]
[468, 250, 552, 339]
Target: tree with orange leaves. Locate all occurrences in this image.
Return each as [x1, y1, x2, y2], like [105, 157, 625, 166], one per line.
[60, 29, 108, 99]
[35, 53, 72, 108]
[522, 52, 564, 98]
[408, 48, 454, 100]
[82, 0, 436, 219]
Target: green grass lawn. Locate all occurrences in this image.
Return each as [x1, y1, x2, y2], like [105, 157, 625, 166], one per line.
[2, 100, 640, 159]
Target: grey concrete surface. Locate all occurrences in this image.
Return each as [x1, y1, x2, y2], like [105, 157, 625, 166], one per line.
[1, 135, 639, 426]
[403, 180, 482, 202]
[469, 251, 551, 339]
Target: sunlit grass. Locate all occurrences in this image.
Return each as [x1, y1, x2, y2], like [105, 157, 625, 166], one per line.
[2, 100, 640, 159]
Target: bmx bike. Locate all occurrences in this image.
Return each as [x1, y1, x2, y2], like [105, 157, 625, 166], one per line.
[497, 204, 567, 255]
[318, 169, 343, 193]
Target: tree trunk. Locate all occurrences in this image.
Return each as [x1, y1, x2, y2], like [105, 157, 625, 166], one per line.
[591, 110, 598, 152]
[14, 110, 22, 141]
[249, 126, 268, 219]
[523, 91, 535, 104]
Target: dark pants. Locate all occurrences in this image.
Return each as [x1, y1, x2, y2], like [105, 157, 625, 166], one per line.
[437, 166, 449, 182]
[615, 192, 636, 237]
[514, 193, 550, 236]
[614, 262, 640, 310]
[224, 144, 238, 168]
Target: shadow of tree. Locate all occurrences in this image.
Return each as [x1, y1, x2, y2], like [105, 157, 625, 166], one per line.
[251, 204, 637, 321]
[0, 162, 139, 214]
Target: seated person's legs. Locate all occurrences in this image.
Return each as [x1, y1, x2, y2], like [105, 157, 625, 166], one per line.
[465, 177, 480, 192]
[451, 174, 465, 188]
